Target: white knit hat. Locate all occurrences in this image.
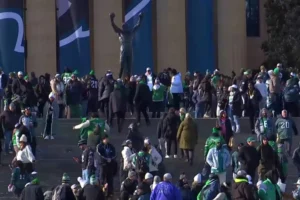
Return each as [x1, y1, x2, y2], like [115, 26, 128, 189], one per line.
[144, 138, 150, 145]
[163, 173, 172, 180]
[145, 173, 153, 180]
[193, 173, 202, 183]
[20, 134, 27, 143]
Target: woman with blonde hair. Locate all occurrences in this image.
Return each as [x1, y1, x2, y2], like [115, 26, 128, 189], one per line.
[177, 113, 198, 165]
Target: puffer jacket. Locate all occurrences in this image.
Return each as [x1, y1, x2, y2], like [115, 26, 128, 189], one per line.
[170, 73, 183, 94]
[231, 177, 257, 200]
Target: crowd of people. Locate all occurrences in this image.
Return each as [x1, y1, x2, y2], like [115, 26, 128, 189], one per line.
[2, 63, 300, 199]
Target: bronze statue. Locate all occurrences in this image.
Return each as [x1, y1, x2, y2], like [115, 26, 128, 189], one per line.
[110, 12, 143, 79]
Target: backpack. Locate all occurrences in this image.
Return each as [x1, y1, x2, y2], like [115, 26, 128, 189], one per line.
[52, 185, 63, 200]
[136, 154, 149, 173]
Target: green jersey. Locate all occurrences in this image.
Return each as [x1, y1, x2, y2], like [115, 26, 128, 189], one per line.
[79, 118, 105, 141]
[204, 135, 225, 157]
[62, 72, 72, 84]
[275, 117, 295, 140]
[12, 130, 19, 146]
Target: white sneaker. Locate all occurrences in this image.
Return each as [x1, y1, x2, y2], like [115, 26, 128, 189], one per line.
[174, 155, 178, 158]
[165, 155, 170, 158]
[44, 136, 49, 140]
[50, 136, 55, 140]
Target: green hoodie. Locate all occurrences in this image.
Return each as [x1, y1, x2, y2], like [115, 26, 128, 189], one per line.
[152, 85, 165, 102]
[204, 134, 225, 157]
[132, 151, 151, 167]
[258, 179, 282, 200]
[79, 118, 105, 140]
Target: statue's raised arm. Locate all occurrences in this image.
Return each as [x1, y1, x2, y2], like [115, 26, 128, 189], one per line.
[132, 13, 143, 33]
[110, 13, 123, 34]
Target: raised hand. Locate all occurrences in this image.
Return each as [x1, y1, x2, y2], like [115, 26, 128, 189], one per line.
[110, 12, 115, 20]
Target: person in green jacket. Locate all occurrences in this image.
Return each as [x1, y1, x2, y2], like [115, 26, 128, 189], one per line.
[152, 79, 166, 118]
[202, 128, 225, 180]
[204, 128, 225, 158]
[73, 113, 110, 147]
[132, 147, 151, 183]
[258, 169, 282, 200]
[8, 160, 30, 197]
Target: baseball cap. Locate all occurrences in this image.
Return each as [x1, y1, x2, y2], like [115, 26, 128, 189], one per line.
[247, 137, 256, 143]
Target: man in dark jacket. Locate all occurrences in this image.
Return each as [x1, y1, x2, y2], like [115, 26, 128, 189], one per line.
[120, 171, 138, 200]
[19, 172, 44, 200]
[65, 71, 83, 118]
[86, 70, 99, 115]
[73, 139, 96, 182]
[158, 69, 171, 87]
[97, 134, 117, 197]
[52, 173, 76, 200]
[231, 170, 258, 200]
[257, 136, 280, 180]
[35, 75, 51, 117]
[126, 123, 143, 152]
[134, 75, 151, 126]
[157, 113, 167, 152]
[79, 175, 105, 200]
[99, 72, 115, 121]
[238, 137, 260, 180]
[162, 108, 180, 158]
[12, 71, 27, 110]
[0, 103, 20, 154]
[109, 83, 126, 133]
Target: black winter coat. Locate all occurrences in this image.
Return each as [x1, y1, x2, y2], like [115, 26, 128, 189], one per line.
[133, 83, 151, 107]
[19, 184, 44, 200]
[162, 113, 180, 139]
[53, 184, 76, 200]
[157, 113, 167, 139]
[99, 78, 115, 100]
[127, 81, 136, 104]
[109, 88, 126, 114]
[231, 91, 243, 117]
[79, 184, 105, 200]
[293, 146, 300, 169]
[238, 145, 259, 174]
[244, 88, 262, 116]
[231, 177, 257, 200]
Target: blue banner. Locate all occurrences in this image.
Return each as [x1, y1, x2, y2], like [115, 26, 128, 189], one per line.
[56, 0, 91, 76]
[246, 0, 260, 37]
[124, 0, 153, 75]
[0, 0, 25, 73]
[186, 0, 215, 74]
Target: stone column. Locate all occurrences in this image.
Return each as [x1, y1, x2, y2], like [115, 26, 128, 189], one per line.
[217, 0, 247, 74]
[26, 0, 56, 76]
[156, 0, 187, 74]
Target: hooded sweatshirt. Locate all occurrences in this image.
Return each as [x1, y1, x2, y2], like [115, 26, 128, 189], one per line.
[255, 108, 274, 139]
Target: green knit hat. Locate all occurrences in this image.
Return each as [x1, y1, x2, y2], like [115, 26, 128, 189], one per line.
[274, 67, 280, 75]
[90, 175, 97, 185]
[24, 75, 29, 80]
[62, 173, 70, 183]
[212, 127, 219, 134]
[89, 70, 94, 75]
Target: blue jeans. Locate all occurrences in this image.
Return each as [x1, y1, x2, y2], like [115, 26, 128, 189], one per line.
[227, 105, 240, 130]
[4, 130, 12, 153]
[195, 103, 204, 118]
[82, 169, 90, 182]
